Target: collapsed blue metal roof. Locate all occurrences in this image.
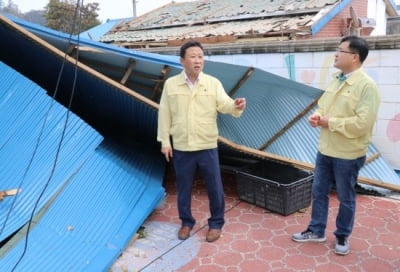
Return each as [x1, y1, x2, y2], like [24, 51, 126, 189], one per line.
[0, 61, 103, 240]
[0, 60, 166, 270]
[1, 12, 400, 271]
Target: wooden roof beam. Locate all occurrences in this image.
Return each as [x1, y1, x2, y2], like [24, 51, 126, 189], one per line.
[228, 67, 254, 97]
[151, 65, 171, 101]
[121, 59, 136, 85]
[259, 98, 320, 151]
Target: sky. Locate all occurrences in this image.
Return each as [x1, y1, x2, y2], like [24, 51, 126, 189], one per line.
[12, 0, 195, 22]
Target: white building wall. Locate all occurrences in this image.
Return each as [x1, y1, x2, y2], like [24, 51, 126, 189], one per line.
[208, 49, 400, 169]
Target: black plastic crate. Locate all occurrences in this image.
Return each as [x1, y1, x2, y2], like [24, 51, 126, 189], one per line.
[235, 160, 313, 216]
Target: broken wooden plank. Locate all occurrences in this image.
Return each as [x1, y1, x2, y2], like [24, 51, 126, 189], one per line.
[151, 65, 170, 101]
[0, 188, 21, 201]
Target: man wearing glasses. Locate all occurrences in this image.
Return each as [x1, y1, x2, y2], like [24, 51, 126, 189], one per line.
[291, 36, 381, 256]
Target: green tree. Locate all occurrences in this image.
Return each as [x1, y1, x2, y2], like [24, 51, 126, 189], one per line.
[1, 0, 22, 18]
[45, 0, 100, 34]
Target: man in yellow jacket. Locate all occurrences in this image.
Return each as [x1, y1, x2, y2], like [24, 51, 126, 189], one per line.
[292, 36, 380, 256]
[157, 40, 246, 242]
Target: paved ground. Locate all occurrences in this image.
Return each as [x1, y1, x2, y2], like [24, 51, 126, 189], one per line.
[110, 167, 400, 272]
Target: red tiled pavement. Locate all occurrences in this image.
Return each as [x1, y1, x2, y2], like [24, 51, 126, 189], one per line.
[111, 166, 400, 272]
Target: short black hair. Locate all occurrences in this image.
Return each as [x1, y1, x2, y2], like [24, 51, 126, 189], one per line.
[180, 40, 204, 58]
[340, 35, 369, 63]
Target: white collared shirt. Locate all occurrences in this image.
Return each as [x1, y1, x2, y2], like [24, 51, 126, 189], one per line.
[183, 71, 199, 90]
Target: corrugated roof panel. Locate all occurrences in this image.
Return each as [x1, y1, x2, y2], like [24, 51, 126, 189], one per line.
[0, 84, 45, 147]
[0, 62, 103, 241]
[101, 15, 316, 43]
[0, 140, 165, 271]
[79, 17, 133, 41]
[99, 0, 342, 43]
[217, 67, 321, 149]
[0, 21, 167, 270]
[120, 0, 338, 29]
[265, 108, 320, 162]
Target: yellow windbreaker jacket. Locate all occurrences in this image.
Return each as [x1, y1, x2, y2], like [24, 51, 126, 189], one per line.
[157, 72, 243, 151]
[315, 68, 380, 159]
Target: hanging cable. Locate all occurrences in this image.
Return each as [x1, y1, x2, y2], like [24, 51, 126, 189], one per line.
[8, 1, 84, 270]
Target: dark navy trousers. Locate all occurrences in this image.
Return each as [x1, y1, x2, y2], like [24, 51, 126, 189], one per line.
[172, 148, 225, 229]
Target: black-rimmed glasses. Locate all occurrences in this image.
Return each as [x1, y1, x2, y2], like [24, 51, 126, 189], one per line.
[335, 48, 357, 54]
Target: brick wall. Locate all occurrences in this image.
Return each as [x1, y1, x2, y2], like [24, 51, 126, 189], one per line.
[313, 0, 368, 38]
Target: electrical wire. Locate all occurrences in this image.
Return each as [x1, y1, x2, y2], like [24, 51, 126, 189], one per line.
[7, 1, 84, 270]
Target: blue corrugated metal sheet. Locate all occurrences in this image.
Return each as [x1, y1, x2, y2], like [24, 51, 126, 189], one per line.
[80, 17, 133, 41]
[0, 61, 103, 241]
[0, 140, 165, 271]
[0, 59, 166, 270]
[217, 67, 320, 148]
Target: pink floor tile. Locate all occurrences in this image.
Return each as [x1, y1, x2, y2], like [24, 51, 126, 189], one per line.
[111, 168, 400, 272]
